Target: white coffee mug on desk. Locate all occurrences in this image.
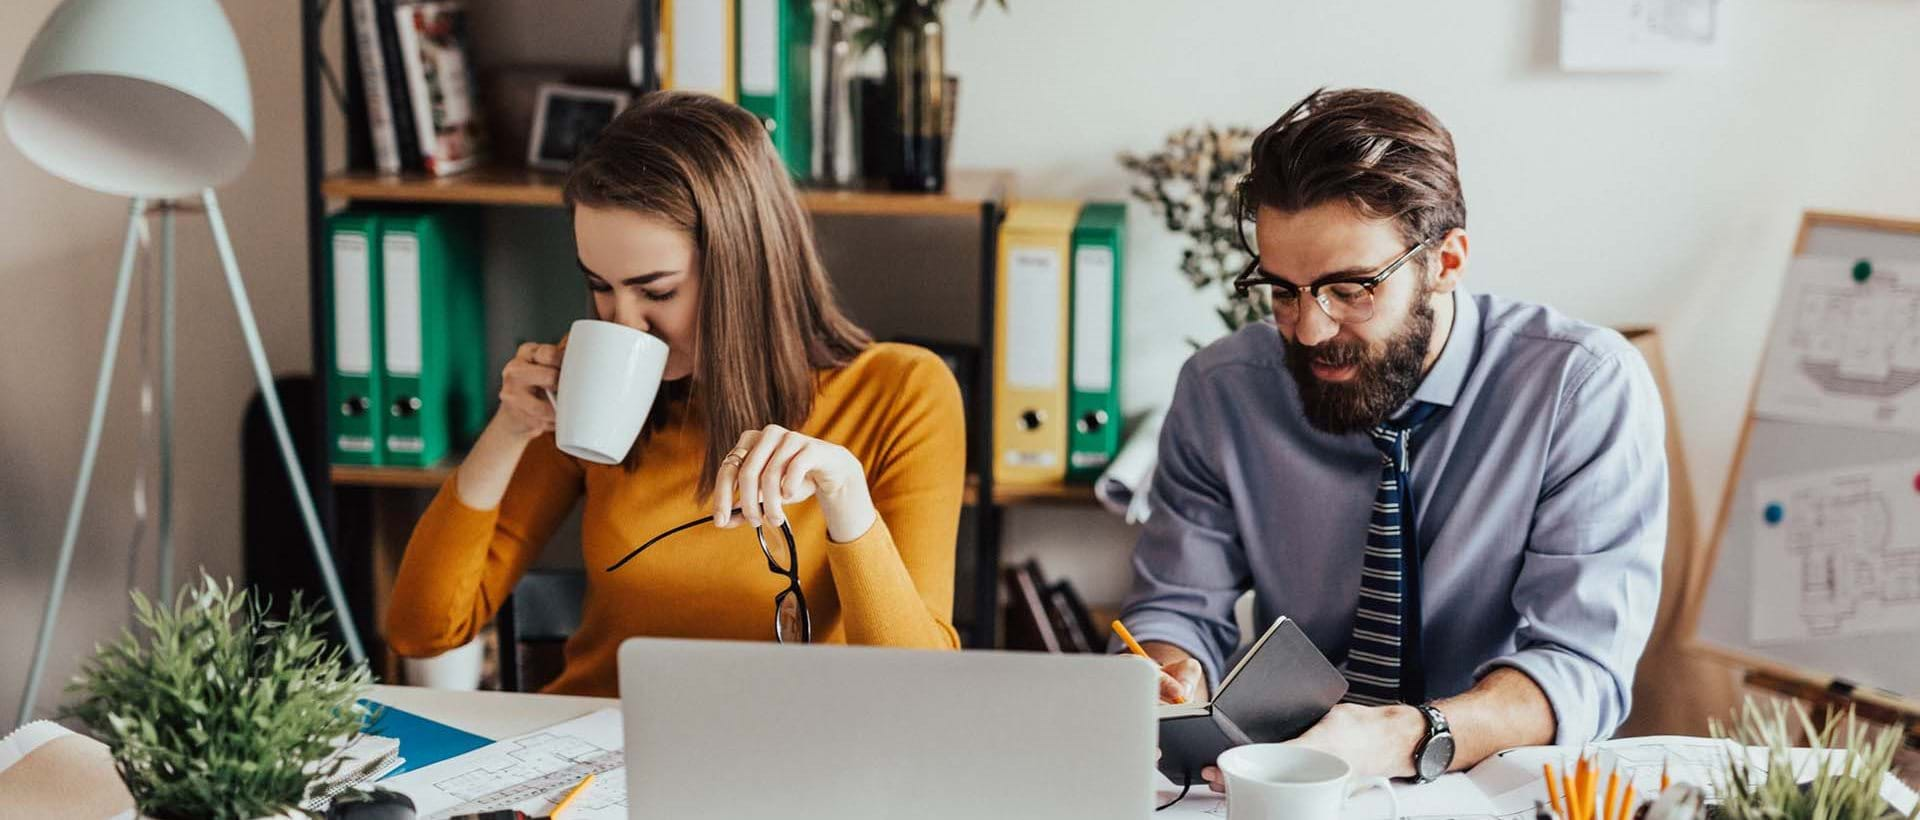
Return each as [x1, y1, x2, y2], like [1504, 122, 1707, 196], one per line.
[1218, 744, 1401, 820]
[551, 319, 669, 464]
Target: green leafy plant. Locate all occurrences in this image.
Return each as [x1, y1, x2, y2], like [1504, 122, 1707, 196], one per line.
[1710, 698, 1918, 820]
[1119, 124, 1265, 336]
[62, 575, 373, 820]
[847, 0, 1008, 55]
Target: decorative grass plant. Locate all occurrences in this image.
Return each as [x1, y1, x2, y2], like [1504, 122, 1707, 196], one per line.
[1711, 698, 1918, 820]
[62, 575, 372, 820]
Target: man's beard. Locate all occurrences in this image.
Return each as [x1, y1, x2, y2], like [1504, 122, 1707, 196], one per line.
[1283, 294, 1436, 435]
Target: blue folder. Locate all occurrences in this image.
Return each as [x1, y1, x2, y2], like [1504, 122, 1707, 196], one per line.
[359, 698, 492, 777]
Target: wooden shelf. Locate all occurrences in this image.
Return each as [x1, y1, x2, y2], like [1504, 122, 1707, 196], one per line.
[334, 461, 1098, 507]
[330, 461, 456, 490]
[322, 166, 1013, 217]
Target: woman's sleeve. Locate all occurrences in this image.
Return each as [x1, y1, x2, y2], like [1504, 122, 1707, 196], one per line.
[827, 352, 966, 649]
[384, 434, 584, 656]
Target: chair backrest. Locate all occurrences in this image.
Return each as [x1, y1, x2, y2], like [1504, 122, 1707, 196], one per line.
[495, 568, 586, 692]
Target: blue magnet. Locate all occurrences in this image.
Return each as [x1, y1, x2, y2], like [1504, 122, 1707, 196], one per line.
[1763, 502, 1785, 525]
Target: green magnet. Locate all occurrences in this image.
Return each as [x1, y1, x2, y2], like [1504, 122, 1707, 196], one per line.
[1853, 259, 1873, 283]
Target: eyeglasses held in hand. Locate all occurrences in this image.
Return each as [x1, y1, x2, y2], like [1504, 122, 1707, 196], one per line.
[605, 509, 811, 644]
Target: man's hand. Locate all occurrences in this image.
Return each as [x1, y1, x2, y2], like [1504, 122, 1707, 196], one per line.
[1140, 641, 1208, 705]
[1200, 703, 1425, 791]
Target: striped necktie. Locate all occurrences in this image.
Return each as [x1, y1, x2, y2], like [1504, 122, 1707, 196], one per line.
[1343, 402, 1439, 707]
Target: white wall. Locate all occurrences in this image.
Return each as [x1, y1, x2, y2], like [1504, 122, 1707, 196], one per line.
[941, 0, 1920, 605]
[1, 0, 318, 723]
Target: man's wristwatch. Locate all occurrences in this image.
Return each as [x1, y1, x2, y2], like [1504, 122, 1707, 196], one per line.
[1410, 703, 1455, 783]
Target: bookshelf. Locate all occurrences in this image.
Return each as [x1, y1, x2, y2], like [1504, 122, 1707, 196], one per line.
[322, 166, 1014, 218]
[297, 1, 1098, 654]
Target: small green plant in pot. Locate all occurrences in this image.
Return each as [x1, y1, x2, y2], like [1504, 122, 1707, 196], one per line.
[1710, 697, 1918, 820]
[62, 575, 373, 820]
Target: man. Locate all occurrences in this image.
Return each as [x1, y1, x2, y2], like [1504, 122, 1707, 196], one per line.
[1118, 88, 1666, 787]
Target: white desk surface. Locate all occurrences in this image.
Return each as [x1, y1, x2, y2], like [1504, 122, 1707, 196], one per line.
[366, 683, 614, 740]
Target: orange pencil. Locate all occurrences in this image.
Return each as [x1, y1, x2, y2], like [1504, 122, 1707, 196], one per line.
[1564, 769, 1581, 820]
[1544, 763, 1564, 820]
[1660, 759, 1670, 792]
[1620, 783, 1637, 820]
[1582, 757, 1598, 820]
[1112, 620, 1184, 704]
[1604, 768, 1619, 820]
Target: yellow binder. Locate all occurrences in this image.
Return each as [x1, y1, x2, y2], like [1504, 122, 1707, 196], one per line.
[661, 0, 737, 102]
[993, 200, 1083, 486]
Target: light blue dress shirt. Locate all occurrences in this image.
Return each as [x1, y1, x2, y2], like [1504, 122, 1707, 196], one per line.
[1119, 291, 1667, 744]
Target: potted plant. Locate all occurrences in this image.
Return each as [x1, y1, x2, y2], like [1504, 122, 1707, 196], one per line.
[62, 575, 373, 820]
[1119, 124, 1263, 341]
[846, 0, 1006, 191]
[1710, 698, 1919, 820]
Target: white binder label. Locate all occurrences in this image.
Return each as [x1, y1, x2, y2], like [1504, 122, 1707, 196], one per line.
[332, 232, 373, 376]
[1006, 247, 1062, 390]
[740, 0, 778, 96]
[673, 0, 730, 94]
[1072, 246, 1114, 392]
[383, 233, 423, 377]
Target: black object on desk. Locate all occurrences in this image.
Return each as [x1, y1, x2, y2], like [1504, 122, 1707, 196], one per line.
[326, 787, 416, 820]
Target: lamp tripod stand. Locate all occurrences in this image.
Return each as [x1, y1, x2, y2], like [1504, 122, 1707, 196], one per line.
[15, 191, 365, 727]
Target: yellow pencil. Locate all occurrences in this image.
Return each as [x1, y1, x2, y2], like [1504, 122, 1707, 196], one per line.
[550, 772, 596, 820]
[1621, 783, 1636, 820]
[1112, 620, 1184, 704]
[1660, 759, 1670, 793]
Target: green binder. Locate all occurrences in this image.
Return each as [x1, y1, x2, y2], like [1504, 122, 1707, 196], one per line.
[325, 212, 384, 466]
[737, 0, 812, 178]
[378, 210, 487, 467]
[1067, 202, 1126, 483]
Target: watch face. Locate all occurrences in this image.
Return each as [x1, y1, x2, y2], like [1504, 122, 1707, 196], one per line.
[1420, 733, 1456, 780]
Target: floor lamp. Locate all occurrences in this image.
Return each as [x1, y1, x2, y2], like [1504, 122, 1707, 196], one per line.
[4, 0, 365, 727]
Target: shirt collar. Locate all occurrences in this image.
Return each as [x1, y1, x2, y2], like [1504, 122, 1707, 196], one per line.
[1409, 288, 1480, 409]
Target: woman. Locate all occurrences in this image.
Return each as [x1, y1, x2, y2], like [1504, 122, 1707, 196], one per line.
[386, 92, 965, 696]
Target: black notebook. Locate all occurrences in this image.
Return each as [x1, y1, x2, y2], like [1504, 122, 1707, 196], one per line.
[1156, 616, 1348, 784]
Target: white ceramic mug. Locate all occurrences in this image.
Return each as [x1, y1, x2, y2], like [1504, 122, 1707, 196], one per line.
[551, 319, 669, 464]
[1217, 744, 1401, 820]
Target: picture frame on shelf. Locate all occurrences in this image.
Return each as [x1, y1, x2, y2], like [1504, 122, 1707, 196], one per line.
[526, 83, 630, 172]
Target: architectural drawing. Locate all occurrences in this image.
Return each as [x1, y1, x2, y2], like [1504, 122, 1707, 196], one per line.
[383, 709, 628, 820]
[1751, 462, 1920, 644]
[1757, 256, 1920, 433]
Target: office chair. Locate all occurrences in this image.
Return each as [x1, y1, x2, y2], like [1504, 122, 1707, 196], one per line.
[494, 568, 586, 692]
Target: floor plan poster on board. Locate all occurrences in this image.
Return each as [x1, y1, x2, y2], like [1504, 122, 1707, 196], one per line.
[1755, 255, 1920, 434]
[1750, 459, 1920, 644]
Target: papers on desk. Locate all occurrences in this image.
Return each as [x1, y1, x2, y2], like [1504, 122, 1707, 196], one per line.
[381, 708, 628, 820]
[1153, 735, 1920, 820]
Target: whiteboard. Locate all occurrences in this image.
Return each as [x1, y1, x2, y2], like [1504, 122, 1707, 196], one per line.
[1693, 214, 1920, 699]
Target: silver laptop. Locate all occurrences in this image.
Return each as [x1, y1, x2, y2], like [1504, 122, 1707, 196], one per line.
[617, 638, 1157, 820]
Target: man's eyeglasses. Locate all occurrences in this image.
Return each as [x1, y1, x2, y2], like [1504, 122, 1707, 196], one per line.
[605, 510, 811, 644]
[1229, 187, 1428, 326]
[1231, 240, 1427, 326]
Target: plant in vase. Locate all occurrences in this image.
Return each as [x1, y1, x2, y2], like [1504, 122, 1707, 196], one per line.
[1709, 697, 1918, 820]
[1119, 124, 1263, 339]
[62, 574, 373, 820]
[845, 0, 1006, 191]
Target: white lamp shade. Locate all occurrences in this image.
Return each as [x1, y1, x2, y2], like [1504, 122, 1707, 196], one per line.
[3, 0, 254, 198]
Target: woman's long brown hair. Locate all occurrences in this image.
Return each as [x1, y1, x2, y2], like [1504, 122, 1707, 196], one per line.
[562, 92, 871, 498]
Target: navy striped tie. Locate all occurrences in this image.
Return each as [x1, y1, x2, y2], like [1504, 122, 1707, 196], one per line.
[1343, 403, 1439, 707]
